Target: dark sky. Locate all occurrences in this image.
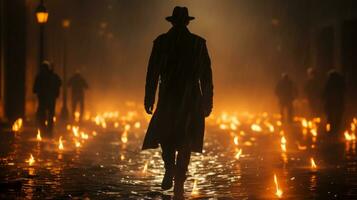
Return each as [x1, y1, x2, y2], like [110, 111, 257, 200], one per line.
[43, 0, 311, 112]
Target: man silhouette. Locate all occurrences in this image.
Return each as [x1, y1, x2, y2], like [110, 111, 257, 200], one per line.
[68, 71, 88, 121]
[142, 6, 213, 197]
[33, 61, 62, 135]
[304, 68, 322, 117]
[323, 70, 345, 135]
[275, 73, 297, 123]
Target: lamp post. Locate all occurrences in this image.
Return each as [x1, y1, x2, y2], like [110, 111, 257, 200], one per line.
[60, 19, 70, 121]
[35, 0, 48, 66]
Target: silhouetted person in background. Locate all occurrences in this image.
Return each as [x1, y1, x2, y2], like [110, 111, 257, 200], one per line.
[142, 6, 213, 198]
[323, 70, 345, 135]
[275, 73, 297, 123]
[33, 61, 62, 135]
[68, 71, 88, 121]
[304, 67, 322, 117]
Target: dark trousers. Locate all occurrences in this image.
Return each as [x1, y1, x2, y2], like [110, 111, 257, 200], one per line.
[280, 102, 293, 123]
[37, 98, 56, 135]
[72, 97, 84, 120]
[161, 143, 191, 181]
[326, 107, 344, 134]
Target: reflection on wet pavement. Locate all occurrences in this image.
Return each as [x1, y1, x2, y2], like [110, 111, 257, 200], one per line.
[1, 108, 357, 199]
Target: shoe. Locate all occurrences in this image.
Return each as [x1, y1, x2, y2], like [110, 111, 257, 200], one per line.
[161, 169, 174, 190]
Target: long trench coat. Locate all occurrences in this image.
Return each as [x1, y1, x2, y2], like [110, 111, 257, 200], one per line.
[142, 27, 213, 153]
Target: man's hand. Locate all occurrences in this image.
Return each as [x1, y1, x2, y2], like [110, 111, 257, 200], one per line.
[145, 104, 154, 115]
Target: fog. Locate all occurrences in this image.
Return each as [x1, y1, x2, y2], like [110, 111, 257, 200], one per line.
[43, 0, 310, 113]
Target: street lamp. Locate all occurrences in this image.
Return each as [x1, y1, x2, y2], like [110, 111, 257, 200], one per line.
[35, 0, 48, 67]
[60, 19, 70, 121]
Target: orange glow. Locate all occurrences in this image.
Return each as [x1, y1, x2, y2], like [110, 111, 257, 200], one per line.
[281, 136, 287, 152]
[191, 179, 199, 195]
[234, 136, 239, 145]
[274, 174, 283, 198]
[235, 149, 242, 159]
[12, 118, 23, 132]
[121, 132, 128, 144]
[74, 140, 81, 148]
[326, 123, 331, 132]
[72, 126, 79, 137]
[310, 128, 318, 137]
[310, 157, 317, 169]
[58, 136, 64, 150]
[26, 154, 35, 166]
[36, 129, 42, 141]
[134, 122, 141, 129]
[251, 124, 262, 132]
[344, 131, 356, 141]
[36, 12, 48, 24]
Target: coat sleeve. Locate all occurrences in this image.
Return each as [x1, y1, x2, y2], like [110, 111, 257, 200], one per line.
[200, 41, 213, 111]
[144, 40, 161, 107]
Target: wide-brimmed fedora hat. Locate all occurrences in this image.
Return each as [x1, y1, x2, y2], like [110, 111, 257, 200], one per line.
[166, 6, 195, 22]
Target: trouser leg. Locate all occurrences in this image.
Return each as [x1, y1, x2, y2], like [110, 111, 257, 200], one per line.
[47, 100, 56, 135]
[79, 98, 84, 121]
[287, 102, 293, 123]
[37, 98, 46, 132]
[175, 147, 191, 181]
[72, 98, 77, 120]
[161, 143, 176, 171]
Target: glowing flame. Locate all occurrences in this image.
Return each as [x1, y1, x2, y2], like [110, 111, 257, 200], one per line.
[251, 124, 262, 132]
[301, 119, 308, 128]
[191, 179, 199, 195]
[310, 128, 318, 137]
[80, 132, 89, 140]
[36, 129, 42, 141]
[234, 136, 239, 146]
[58, 136, 64, 150]
[121, 132, 128, 144]
[274, 174, 283, 198]
[134, 122, 141, 129]
[351, 123, 356, 132]
[72, 126, 79, 137]
[310, 157, 317, 169]
[26, 154, 35, 166]
[12, 118, 23, 132]
[230, 123, 237, 130]
[281, 136, 287, 152]
[265, 122, 275, 133]
[74, 140, 81, 148]
[219, 124, 227, 130]
[235, 149, 242, 159]
[114, 122, 119, 128]
[344, 131, 356, 141]
[74, 111, 80, 122]
[326, 123, 331, 132]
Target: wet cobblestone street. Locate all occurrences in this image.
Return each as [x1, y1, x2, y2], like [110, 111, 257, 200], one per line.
[1, 109, 357, 199]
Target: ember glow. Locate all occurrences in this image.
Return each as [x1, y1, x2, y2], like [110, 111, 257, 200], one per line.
[235, 148, 242, 160]
[191, 179, 199, 195]
[310, 157, 317, 169]
[36, 129, 42, 141]
[26, 154, 35, 166]
[274, 174, 283, 198]
[58, 136, 64, 150]
[12, 118, 23, 132]
[281, 136, 287, 153]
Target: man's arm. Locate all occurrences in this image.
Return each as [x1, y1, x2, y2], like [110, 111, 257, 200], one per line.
[144, 40, 161, 114]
